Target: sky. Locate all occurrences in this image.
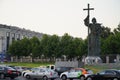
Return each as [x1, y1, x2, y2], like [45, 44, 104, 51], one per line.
[0, 0, 120, 39]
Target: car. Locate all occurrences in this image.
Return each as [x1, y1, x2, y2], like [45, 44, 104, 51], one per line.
[22, 67, 37, 77]
[0, 66, 19, 79]
[60, 68, 93, 80]
[86, 69, 120, 80]
[14, 66, 29, 76]
[55, 67, 73, 76]
[24, 67, 59, 80]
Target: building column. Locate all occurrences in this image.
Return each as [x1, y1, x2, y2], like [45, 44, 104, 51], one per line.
[116, 54, 120, 63]
[106, 56, 109, 63]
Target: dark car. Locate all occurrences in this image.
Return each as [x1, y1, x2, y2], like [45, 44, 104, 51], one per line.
[55, 67, 73, 76]
[86, 69, 120, 80]
[0, 66, 19, 79]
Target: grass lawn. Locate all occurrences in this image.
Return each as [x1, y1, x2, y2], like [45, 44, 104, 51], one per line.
[85, 65, 107, 73]
[0, 62, 54, 68]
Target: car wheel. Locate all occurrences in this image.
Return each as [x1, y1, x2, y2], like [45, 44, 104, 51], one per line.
[22, 72, 26, 76]
[26, 75, 31, 79]
[113, 78, 118, 80]
[86, 77, 92, 80]
[61, 75, 67, 80]
[80, 76, 85, 80]
[18, 72, 21, 76]
[0, 74, 5, 79]
[11, 77, 15, 79]
[42, 76, 48, 80]
[70, 78, 73, 80]
[51, 78, 54, 80]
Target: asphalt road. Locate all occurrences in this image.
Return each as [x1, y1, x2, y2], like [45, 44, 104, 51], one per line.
[1, 76, 61, 80]
[0, 76, 26, 80]
[2, 76, 79, 80]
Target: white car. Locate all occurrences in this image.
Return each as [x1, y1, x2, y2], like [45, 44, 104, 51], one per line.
[24, 68, 59, 80]
[60, 68, 93, 80]
[22, 67, 38, 77]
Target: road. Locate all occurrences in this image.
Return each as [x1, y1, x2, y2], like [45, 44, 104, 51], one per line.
[1, 76, 79, 80]
[0, 76, 26, 80]
[1, 76, 61, 80]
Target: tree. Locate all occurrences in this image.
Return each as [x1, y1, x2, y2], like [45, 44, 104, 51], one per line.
[30, 36, 40, 58]
[48, 35, 60, 58]
[73, 38, 87, 60]
[8, 40, 21, 56]
[113, 24, 120, 35]
[101, 26, 112, 39]
[101, 33, 120, 55]
[21, 37, 31, 56]
[40, 34, 50, 58]
[58, 33, 74, 60]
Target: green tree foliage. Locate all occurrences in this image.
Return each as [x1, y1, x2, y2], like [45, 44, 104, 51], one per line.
[40, 34, 50, 58]
[73, 38, 87, 60]
[8, 40, 21, 56]
[8, 33, 86, 60]
[30, 36, 40, 58]
[101, 24, 120, 55]
[101, 26, 112, 39]
[8, 37, 30, 57]
[113, 24, 120, 34]
[47, 35, 60, 58]
[20, 37, 31, 56]
[59, 33, 74, 59]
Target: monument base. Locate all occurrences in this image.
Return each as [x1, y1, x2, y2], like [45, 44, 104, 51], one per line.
[84, 56, 102, 64]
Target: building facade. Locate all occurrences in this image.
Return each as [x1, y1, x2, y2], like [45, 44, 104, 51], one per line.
[0, 24, 43, 54]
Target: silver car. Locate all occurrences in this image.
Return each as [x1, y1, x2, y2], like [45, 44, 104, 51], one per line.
[24, 68, 58, 80]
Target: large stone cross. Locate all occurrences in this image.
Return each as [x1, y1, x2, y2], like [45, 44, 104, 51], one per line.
[83, 4, 94, 56]
[83, 4, 94, 24]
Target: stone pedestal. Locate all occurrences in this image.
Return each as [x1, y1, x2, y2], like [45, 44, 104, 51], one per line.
[84, 56, 102, 64]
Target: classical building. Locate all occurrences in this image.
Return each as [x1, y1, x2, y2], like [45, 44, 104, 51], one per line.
[0, 24, 43, 54]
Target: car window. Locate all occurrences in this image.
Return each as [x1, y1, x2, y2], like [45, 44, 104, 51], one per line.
[75, 69, 82, 72]
[7, 67, 15, 70]
[56, 67, 60, 71]
[31, 68, 39, 71]
[105, 71, 116, 75]
[99, 71, 106, 75]
[0, 67, 4, 70]
[70, 69, 75, 72]
[40, 69, 45, 72]
[86, 70, 93, 74]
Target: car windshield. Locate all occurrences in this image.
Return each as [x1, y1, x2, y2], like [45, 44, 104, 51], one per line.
[7, 67, 16, 70]
[86, 69, 93, 74]
[31, 68, 39, 71]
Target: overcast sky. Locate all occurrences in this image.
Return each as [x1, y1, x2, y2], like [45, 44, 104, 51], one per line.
[0, 0, 120, 39]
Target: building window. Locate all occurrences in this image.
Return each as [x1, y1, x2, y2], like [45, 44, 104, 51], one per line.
[16, 34, 20, 40]
[12, 33, 15, 41]
[6, 32, 10, 50]
[12, 33, 15, 38]
[6, 32, 10, 37]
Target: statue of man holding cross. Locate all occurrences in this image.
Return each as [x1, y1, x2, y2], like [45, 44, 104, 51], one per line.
[84, 17, 101, 56]
[83, 4, 102, 64]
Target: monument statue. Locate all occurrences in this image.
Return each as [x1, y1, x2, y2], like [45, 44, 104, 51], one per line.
[84, 17, 101, 56]
[83, 4, 102, 64]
